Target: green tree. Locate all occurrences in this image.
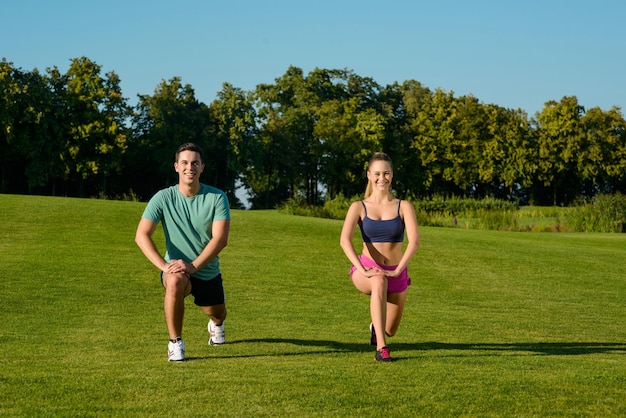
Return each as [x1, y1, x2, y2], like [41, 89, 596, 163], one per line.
[533, 96, 585, 205]
[579, 106, 626, 195]
[207, 82, 258, 208]
[378, 80, 433, 198]
[0, 59, 20, 193]
[314, 70, 387, 199]
[298, 68, 358, 203]
[451, 95, 489, 195]
[61, 57, 130, 196]
[252, 67, 383, 206]
[315, 97, 385, 198]
[479, 104, 535, 201]
[0, 60, 67, 195]
[13, 68, 66, 194]
[411, 88, 465, 196]
[252, 66, 315, 208]
[129, 77, 209, 199]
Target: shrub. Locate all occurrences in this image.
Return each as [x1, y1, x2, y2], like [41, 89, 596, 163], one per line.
[276, 194, 626, 234]
[323, 193, 354, 220]
[278, 197, 330, 218]
[567, 193, 626, 233]
[475, 209, 519, 231]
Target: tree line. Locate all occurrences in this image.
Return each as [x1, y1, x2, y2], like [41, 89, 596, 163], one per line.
[2, 56, 625, 208]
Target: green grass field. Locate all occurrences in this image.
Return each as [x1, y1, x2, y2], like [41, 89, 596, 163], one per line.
[1, 193, 625, 417]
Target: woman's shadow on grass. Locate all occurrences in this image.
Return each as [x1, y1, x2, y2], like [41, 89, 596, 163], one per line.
[186, 339, 626, 361]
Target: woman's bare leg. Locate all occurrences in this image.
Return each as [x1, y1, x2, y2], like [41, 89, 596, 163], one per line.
[351, 270, 388, 350]
[385, 291, 407, 337]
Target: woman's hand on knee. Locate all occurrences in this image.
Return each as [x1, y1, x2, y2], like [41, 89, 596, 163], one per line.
[363, 267, 385, 278]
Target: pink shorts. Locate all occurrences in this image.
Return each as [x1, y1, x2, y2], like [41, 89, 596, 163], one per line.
[349, 254, 411, 293]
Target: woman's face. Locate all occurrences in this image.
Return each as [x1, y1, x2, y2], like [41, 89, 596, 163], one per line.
[367, 160, 393, 191]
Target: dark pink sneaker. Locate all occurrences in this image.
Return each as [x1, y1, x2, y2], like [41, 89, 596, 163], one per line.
[375, 346, 392, 362]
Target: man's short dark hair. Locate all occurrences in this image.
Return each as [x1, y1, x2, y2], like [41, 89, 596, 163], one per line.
[175, 143, 205, 163]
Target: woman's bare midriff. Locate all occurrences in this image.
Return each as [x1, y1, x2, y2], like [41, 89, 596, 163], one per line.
[362, 242, 403, 266]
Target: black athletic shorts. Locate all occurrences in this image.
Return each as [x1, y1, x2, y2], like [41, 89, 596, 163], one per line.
[161, 273, 226, 307]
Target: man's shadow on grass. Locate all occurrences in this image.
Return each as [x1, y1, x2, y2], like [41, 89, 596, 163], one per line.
[186, 339, 626, 361]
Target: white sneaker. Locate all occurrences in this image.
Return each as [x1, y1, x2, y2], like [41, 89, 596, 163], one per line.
[208, 319, 225, 345]
[168, 339, 185, 361]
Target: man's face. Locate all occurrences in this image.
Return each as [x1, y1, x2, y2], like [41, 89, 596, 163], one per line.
[174, 150, 204, 184]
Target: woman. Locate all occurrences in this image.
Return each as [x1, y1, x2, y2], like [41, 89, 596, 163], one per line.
[340, 152, 420, 362]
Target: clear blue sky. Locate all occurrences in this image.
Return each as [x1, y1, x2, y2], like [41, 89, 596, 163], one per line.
[2, 0, 625, 116]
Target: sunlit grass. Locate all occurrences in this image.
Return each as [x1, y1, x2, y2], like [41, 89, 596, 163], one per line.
[1, 194, 625, 416]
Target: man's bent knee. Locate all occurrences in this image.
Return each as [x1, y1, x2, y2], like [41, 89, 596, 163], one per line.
[163, 272, 191, 295]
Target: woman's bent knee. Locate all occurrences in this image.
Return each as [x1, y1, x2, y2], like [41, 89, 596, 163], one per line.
[370, 274, 387, 291]
[386, 327, 398, 337]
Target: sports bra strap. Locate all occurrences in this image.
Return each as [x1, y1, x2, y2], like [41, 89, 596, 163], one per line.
[362, 199, 402, 217]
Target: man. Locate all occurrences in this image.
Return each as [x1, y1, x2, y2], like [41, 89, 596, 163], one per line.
[135, 143, 231, 362]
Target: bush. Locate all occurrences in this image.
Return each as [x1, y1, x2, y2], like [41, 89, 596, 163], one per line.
[278, 197, 331, 218]
[278, 194, 360, 220]
[280, 195, 523, 230]
[278, 193, 626, 233]
[412, 195, 519, 215]
[567, 193, 626, 233]
[411, 196, 519, 230]
[323, 193, 356, 220]
[475, 209, 519, 231]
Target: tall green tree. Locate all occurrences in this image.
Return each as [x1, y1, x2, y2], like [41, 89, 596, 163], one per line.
[207, 82, 258, 207]
[533, 96, 585, 205]
[61, 57, 130, 196]
[478, 105, 535, 200]
[0, 60, 67, 195]
[314, 70, 387, 199]
[0, 59, 20, 193]
[378, 80, 432, 198]
[579, 106, 626, 195]
[12, 68, 65, 194]
[304, 68, 353, 203]
[451, 95, 488, 195]
[253, 66, 315, 207]
[129, 77, 209, 199]
[315, 97, 385, 198]
[411, 88, 465, 196]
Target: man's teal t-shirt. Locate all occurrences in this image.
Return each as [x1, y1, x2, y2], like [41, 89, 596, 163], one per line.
[142, 184, 231, 280]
